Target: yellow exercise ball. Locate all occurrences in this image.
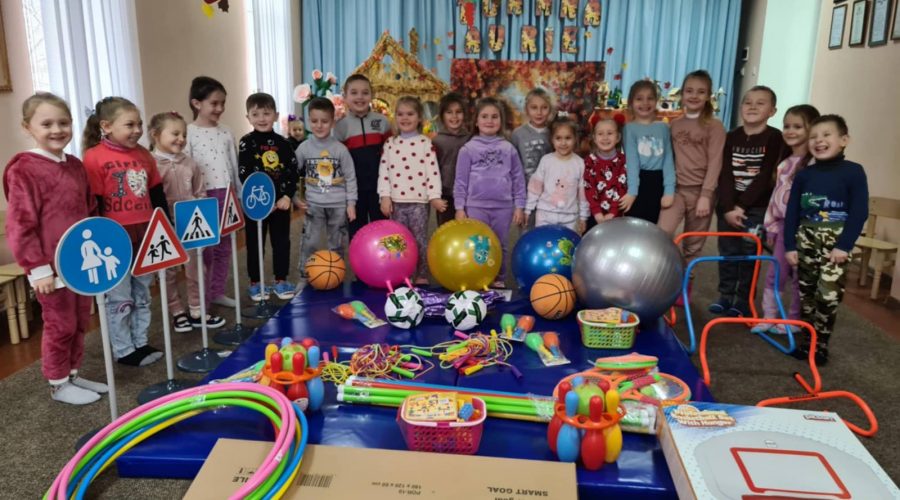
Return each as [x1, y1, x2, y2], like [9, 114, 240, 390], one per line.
[427, 219, 502, 291]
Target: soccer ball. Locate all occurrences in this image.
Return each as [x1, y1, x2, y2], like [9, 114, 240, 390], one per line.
[444, 290, 487, 331]
[384, 287, 425, 329]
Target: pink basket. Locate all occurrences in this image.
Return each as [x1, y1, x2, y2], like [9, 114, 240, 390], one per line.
[397, 396, 486, 455]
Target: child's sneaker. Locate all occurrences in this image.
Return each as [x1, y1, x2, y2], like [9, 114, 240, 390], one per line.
[189, 314, 226, 329]
[750, 323, 775, 334]
[117, 345, 163, 367]
[272, 281, 295, 300]
[771, 324, 800, 335]
[173, 313, 192, 333]
[248, 283, 269, 302]
[51, 382, 100, 405]
[708, 296, 732, 314]
[69, 374, 108, 394]
[727, 300, 751, 318]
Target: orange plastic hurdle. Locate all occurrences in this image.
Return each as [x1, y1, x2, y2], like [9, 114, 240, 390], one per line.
[699, 317, 878, 438]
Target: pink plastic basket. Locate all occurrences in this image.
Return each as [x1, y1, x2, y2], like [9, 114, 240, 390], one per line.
[397, 396, 486, 455]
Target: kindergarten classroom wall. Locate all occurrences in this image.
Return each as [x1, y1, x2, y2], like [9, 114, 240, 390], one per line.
[135, 0, 252, 137]
[0, 0, 36, 212]
[808, 0, 900, 300]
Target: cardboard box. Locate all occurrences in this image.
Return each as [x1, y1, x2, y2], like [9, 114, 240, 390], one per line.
[657, 402, 899, 499]
[184, 439, 577, 499]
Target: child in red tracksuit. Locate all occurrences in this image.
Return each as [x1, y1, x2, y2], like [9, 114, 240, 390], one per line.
[4, 93, 106, 405]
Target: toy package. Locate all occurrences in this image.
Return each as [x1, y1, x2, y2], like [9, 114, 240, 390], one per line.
[658, 402, 899, 499]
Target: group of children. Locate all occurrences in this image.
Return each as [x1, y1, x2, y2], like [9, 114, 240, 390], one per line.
[3, 67, 867, 405]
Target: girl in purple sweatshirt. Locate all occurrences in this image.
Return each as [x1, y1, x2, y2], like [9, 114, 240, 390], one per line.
[454, 97, 527, 288]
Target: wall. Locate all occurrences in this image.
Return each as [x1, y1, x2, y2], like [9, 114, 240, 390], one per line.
[135, 0, 250, 136]
[808, 0, 900, 298]
[757, 0, 820, 125]
[0, 0, 36, 211]
[731, 0, 768, 125]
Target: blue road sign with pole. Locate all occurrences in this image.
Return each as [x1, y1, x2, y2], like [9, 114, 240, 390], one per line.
[241, 172, 275, 221]
[175, 198, 221, 250]
[55, 217, 133, 296]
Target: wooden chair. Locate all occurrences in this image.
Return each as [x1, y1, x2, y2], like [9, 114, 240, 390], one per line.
[854, 196, 900, 300]
[0, 274, 21, 344]
[0, 263, 30, 338]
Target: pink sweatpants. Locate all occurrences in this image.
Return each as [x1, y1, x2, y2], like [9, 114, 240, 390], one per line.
[37, 288, 93, 381]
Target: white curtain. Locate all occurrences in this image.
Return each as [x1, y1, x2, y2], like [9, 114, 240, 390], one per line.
[24, 0, 144, 156]
[245, 0, 294, 134]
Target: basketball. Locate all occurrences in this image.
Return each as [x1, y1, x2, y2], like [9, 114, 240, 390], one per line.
[305, 250, 345, 290]
[530, 274, 576, 320]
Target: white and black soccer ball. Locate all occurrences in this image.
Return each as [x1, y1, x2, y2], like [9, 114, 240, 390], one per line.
[444, 290, 487, 331]
[384, 287, 425, 329]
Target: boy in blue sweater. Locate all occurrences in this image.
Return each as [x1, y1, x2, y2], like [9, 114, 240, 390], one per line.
[784, 115, 868, 365]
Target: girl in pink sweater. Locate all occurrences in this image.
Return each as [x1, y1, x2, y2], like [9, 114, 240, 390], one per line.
[149, 111, 226, 333]
[3, 93, 105, 405]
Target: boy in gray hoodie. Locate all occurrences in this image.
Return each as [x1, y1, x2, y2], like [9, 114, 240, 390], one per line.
[294, 98, 358, 279]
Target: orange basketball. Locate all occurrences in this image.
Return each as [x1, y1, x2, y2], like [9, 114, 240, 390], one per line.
[530, 274, 576, 320]
[305, 250, 345, 290]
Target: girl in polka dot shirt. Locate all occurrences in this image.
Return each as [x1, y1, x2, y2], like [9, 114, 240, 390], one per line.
[378, 96, 447, 284]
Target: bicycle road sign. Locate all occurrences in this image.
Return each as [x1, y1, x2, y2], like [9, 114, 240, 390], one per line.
[241, 172, 275, 221]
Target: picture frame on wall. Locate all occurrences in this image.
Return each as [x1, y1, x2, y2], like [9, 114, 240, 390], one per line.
[868, 0, 891, 46]
[849, 0, 868, 46]
[893, 0, 900, 39]
[0, 2, 12, 92]
[830, 4, 848, 49]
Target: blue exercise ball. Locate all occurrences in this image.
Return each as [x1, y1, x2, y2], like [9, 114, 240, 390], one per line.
[511, 225, 581, 290]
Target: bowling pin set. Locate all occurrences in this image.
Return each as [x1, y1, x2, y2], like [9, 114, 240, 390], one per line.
[261, 337, 326, 412]
[547, 374, 624, 471]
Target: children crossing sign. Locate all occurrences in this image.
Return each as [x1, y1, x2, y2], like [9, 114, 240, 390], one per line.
[175, 198, 221, 250]
[220, 183, 245, 236]
[132, 208, 190, 276]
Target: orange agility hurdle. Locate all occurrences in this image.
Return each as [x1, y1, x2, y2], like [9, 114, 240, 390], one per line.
[699, 317, 878, 438]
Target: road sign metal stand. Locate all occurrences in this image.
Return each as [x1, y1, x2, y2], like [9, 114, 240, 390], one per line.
[214, 233, 255, 346]
[138, 269, 195, 403]
[242, 219, 279, 319]
[178, 249, 228, 373]
[95, 293, 119, 419]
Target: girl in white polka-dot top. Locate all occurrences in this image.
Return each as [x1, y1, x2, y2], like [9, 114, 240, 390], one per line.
[377, 96, 447, 283]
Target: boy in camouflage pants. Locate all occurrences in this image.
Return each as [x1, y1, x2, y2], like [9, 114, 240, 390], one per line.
[784, 115, 868, 365]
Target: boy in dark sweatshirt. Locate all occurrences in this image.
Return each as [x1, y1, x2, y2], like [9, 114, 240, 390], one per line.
[712, 85, 787, 317]
[238, 92, 300, 301]
[784, 114, 867, 364]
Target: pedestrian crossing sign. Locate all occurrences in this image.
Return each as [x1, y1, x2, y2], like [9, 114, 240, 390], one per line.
[132, 208, 189, 276]
[175, 198, 221, 250]
[220, 183, 245, 236]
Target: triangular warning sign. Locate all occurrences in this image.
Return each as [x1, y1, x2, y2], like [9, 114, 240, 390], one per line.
[132, 208, 189, 276]
[220, 183, 245, 236]
[181, 206, 215, 242]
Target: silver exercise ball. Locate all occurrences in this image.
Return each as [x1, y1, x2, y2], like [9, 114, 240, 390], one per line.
[572, 217, 684, 320]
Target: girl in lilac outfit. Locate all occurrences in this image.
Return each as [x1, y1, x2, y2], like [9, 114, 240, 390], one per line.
[453, 97, 527, 288]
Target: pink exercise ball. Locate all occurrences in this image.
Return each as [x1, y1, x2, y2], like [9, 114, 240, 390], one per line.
[349, 220, 419, 289]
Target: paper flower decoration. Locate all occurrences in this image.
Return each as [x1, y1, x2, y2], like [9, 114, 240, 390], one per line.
[294, 84, 312, 104]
